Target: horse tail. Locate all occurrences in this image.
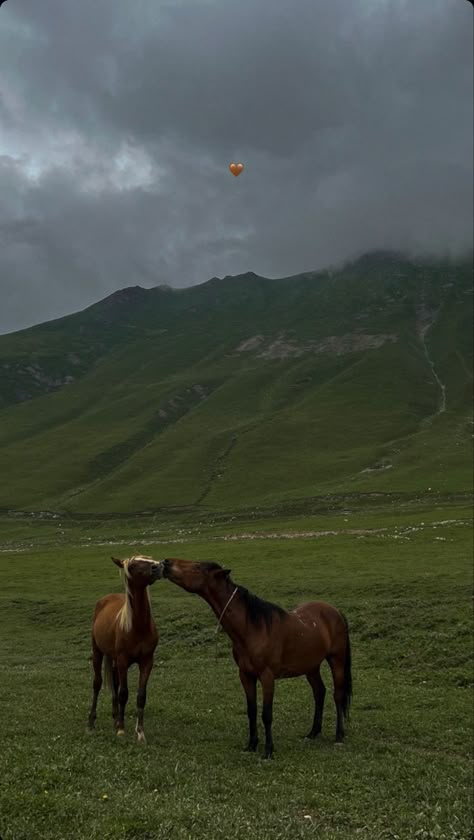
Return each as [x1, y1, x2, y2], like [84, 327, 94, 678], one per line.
[103, 655, 114, 692]
[340, 613, 352, 720]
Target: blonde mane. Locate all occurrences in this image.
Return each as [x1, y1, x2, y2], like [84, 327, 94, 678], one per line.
[117, 556, 154, 633]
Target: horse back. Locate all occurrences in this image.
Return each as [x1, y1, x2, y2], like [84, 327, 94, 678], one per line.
[291, 601, 347, 652]
[293, 600, 345, 623]
[93, 592, 124, 621]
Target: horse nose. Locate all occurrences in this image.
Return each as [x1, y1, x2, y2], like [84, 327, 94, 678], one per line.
[153, 561, 164, 578]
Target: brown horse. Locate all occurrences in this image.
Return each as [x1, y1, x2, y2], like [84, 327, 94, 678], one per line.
[160, 558, 352, 759]
[88, 555, 162, 742]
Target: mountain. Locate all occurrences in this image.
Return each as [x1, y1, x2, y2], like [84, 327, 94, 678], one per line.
[0, 252, 472, 513]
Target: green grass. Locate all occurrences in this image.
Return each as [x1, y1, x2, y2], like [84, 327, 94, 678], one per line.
[0, 504, 472, 839]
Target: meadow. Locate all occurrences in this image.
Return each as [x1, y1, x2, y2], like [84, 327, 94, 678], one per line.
[0, 501, 472, 840]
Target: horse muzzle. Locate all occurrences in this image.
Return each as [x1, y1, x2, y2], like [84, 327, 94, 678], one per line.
[152, 561, 165, 580]
[160, 558, 171, 579]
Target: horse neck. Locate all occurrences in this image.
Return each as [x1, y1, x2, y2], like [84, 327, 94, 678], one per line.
[200, 579, 247, 642]
[126, 582, 152, 630]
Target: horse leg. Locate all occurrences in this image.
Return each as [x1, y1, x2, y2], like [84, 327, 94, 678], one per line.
[115, 657, 129, 736]
[111, 663, 119, 724]
[239, 670, 258, 752]
[135, 656, 154, 744]
[327, 654, 345, 742]
[305, 667, 326, 739]
[260, 669, 275, 760]
[88, 641, 103, 729]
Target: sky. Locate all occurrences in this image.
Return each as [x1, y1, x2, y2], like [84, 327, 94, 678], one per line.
[0, 0, 472, 335]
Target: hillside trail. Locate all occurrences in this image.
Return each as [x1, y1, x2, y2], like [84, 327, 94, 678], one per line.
[417, 293, 447, 421]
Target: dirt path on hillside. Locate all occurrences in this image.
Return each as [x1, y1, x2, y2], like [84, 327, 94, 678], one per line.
[417, 294, 447, 418]
[419, 321, 447, 416]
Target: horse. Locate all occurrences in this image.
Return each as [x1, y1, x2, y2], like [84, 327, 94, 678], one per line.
[88, 555, 162, 742]
[160, 558, 352, 759]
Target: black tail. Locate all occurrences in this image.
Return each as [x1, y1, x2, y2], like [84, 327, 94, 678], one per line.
[341, 613, 352, 720]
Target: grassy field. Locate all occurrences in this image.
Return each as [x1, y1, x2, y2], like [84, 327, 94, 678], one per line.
[0, 502, 472, 839]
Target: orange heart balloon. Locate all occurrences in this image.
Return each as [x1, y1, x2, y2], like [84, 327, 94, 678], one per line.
[229, 162, 244, 177]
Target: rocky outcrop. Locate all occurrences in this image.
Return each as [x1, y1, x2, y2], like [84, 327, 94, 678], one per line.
[235, 332, 398, 359]
[0, 361, 76, 405]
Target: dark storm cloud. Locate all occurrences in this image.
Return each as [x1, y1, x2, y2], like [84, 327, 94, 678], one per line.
[0, 0, 472, 333]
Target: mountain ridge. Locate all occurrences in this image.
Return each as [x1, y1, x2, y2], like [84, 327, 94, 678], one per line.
[0, 251, 471, 513]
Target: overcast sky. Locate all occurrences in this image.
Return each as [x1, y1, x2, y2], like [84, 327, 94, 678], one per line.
[0, 0, 472, 334]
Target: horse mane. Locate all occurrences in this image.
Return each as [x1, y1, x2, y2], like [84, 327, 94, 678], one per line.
[117, 556, 152, 633]
[236, 586, 286, 629]
[202, 561, 286, 628]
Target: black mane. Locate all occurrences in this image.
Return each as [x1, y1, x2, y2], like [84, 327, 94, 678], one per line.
[201, 562, 286, 628]
[237, 586, 286, 628]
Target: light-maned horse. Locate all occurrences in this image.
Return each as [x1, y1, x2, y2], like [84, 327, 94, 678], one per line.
[88, 555, 161, 742]
[160, 558, 352, 759]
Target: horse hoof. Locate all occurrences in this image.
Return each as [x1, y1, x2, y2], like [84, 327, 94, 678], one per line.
[116, 729, 125, 737]
[136, 732, 146, 745]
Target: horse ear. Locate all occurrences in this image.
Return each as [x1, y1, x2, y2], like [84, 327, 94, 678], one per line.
[216, 568, 231, 578]
[111, 556, 124, 568]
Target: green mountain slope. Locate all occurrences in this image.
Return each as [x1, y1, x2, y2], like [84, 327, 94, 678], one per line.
[0, 252, 472, 513]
